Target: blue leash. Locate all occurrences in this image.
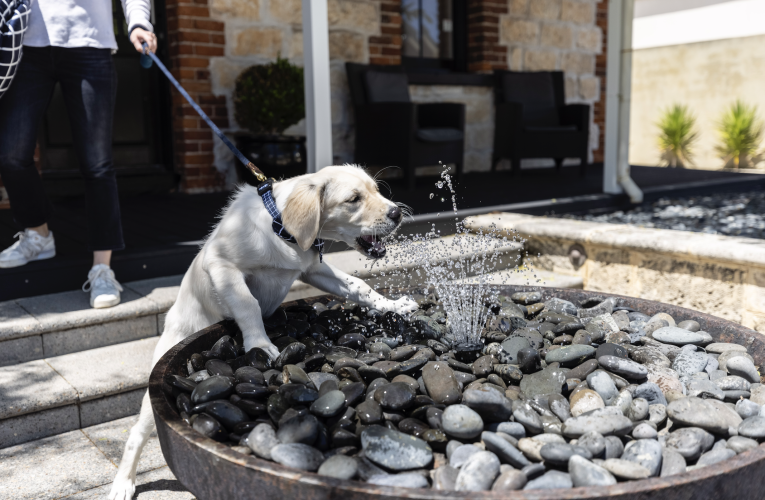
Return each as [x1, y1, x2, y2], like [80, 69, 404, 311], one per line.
[139, 42, 267, 183]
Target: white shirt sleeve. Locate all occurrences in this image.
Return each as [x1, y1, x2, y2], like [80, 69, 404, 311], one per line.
[121, 0, 154, 34]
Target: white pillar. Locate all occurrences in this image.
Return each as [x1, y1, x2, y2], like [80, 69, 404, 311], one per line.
[603, 0, 642, 202]
[302, 0, 333, 172]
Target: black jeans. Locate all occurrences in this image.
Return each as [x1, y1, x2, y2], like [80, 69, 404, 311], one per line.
[0, 46, 124, 251]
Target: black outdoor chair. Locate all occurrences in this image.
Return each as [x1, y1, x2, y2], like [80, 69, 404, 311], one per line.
[492, 70, 589, 176]
[346, 63, 465, 190]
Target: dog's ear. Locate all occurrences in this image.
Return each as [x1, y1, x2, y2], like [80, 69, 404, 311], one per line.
[282, 179, 324, 251]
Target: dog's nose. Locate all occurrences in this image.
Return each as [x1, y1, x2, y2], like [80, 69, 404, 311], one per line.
[387, 206, 402, 222]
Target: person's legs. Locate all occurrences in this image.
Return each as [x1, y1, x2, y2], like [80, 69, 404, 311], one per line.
[0, 47, 58, 268]
[55, 47, 124, 307]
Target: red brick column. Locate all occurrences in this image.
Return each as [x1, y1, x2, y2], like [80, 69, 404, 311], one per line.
[165, 0, 229, 192]
[467, 0, 509, 72]
[593, 0, 608, 163]
[370, 0, 402, 65]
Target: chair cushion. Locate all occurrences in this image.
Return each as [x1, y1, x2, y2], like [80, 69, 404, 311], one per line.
[524, 125, 578, 132]
[364, 70, 411, 103]
[416, 128, 464, 143]
[502, 72, 560, 127]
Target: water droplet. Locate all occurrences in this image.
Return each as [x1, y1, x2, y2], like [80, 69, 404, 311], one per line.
[441, 197, 445, 202]
[429, 193, 434, 199]
[436, 181, 444, 189]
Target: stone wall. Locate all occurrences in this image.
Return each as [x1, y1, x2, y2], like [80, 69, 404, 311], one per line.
[201, 0, 608, 186]
[467, 213, 765, 334]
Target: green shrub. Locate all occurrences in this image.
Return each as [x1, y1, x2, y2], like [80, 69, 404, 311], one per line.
[234, 57, 305, 136]
[715, 100, 764, 169]
[656, 104, 698, 168]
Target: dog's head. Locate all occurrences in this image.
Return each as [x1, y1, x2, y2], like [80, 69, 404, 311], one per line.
[280, 165, 404, 259]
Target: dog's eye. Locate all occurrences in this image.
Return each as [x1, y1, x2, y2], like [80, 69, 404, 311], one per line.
[347, 195, 361, 203]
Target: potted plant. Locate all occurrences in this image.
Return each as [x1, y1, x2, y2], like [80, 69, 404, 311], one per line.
[233, 56, 306, 184]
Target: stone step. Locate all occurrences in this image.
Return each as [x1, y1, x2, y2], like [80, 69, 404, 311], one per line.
[0, 337, 158, 449]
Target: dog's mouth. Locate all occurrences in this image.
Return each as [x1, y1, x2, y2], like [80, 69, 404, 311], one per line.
[356, 235, 387, 259]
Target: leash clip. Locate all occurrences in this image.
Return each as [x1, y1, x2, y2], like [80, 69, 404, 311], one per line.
[247, 162, 268, 183]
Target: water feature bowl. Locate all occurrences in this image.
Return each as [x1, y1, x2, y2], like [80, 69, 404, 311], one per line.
[149, 285, 765, 500]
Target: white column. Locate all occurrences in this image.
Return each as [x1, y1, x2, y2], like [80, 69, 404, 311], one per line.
[302, 0, 334, 172]
[603, 0, 623, 195]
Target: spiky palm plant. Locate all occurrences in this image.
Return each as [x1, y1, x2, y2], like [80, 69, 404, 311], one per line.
[656, 104, 698, 168]
[716, 100, 764, 169]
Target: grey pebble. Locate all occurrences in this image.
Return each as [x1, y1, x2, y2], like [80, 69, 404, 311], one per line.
[568, 455, 616, 487]
[482, 431, 531, 468]
[246, 423, 280, 460]
[318, 455, 358, 480]
[523, 470, 573, 490]
[449, 444, 481, 468]
[442, 404, 484, 439]
[455, 451, 501, 491]
[491, 469, 528, 491]
[270, 443, 324, 471]
[727, 435, 759, 454]
[660, 449, 686, 477]
[621, 439, 662, 476]
[738, 416, 765, 439]
[697, 448, 737, 467]
[367, 473, 429, 488]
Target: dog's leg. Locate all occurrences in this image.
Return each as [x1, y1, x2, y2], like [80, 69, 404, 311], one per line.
[207, 262, 279, 359]
[301, 262, 418, 315]
[108, 390, 154, 500]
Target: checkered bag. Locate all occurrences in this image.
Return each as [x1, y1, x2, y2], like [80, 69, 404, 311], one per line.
[0, 0, 30, 100]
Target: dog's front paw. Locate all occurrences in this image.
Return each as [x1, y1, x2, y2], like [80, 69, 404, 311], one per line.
[109, 477, 136, 500]
[379, 296, 419, 316]
[245, 338, 280, 362]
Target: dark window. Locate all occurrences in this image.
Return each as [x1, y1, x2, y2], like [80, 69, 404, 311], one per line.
[402, 0, 466, 72]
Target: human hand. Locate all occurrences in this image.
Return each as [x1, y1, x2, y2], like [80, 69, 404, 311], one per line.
[130, 28, 157, 54]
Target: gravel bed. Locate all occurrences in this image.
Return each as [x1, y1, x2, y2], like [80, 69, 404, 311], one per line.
[558, 189, 765, 239]
[165, 292, 765, 492]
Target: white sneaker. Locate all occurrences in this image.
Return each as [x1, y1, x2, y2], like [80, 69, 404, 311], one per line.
[83, 264, 123, 309]
[0, 229, 56, 268]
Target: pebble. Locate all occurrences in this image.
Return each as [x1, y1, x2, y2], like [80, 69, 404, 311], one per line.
[455, 451, 501, 491]
[686, 379, 725, 400]
[367, 473, 429, 488]
[707, 343, 748, 354]
[570, 389, 605, 417]
[246, 423, 280, 459]
[599, 355, 649, 379]
[491, 469, 527, 491]
[523, 470, 573, 490]
[634, 382, 668, 406]
[727, 435, 759, 454]
[697, 448, 736, 467]
[270, 443, 324, 471]
[432, 464, 459, 490]
[652, 327, 707, 346]
[361, 425, 433, 471]
[667, 397, 743, 435]
[621, 439, 662, 476]
[738, 416, 765, 439]
[540, 443, 592, 466]
[632, 423, 658, 439]
[562, 409, 633, 438]
[545, 345, 596, 367]
[511, 400, 544, 434]
[499, 337, 530, 364]
[568, 455, 617, 487]
[421, 362, 462, 405]
[441, 405, 484, 440]
[586, 371, 619, 405]
[660, 449, 686, 477]
[726, 356, 761, 383]
[449, 444, 481, 468]
[601, 458, 651, 480]
[519, 368, 568, 398]
[648, 404, 667, 427]
[481, 431, 531, 468]
[672, 351, 709, 377]
[665, 427, 714, 461]
[318, 455, 358, 479]
[310, 390, 346, 418]
[276, 414, 320, 445]
[374, 382, 414, 411]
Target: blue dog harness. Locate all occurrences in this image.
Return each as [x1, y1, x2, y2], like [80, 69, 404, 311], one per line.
[257, 179, 324, 262]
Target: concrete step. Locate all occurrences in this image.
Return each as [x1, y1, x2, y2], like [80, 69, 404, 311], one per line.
[0, 414, 192, 500]
[0, 337, 158, 449]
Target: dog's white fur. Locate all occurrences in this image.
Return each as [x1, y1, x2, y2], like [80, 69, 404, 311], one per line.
[109, 166, 417, 500]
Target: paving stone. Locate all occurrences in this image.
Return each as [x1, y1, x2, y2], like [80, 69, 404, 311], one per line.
[0, 427, 116, 499]
[0, 335, 43, 367]
[46, 337, 159, 401]
[0, 404, 80, 448]
[42, 316, 157, 358]
[124, 275, 183, 311]
[0, 360, 77, 420]
[65, 466, 193, 500]
[82, 414, 166, 475]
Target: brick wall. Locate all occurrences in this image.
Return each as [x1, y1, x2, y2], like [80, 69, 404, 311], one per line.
[166, 0, 229, 193]
[593, 0, 607, 162]
[467, 0, 509, 72]
[370, 0, 402, 65]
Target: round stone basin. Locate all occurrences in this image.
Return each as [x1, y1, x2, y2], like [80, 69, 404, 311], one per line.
[149, 285, 765, 500]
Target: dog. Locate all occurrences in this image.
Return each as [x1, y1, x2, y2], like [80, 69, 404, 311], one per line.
[109, 165, 418, 500]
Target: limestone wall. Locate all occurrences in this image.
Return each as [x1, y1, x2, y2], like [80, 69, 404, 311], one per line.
[629, 34, 765, 170]
[466, 213, 765, 333]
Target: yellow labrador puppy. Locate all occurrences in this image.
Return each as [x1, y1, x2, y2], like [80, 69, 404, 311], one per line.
[109, 165, 418, 500]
